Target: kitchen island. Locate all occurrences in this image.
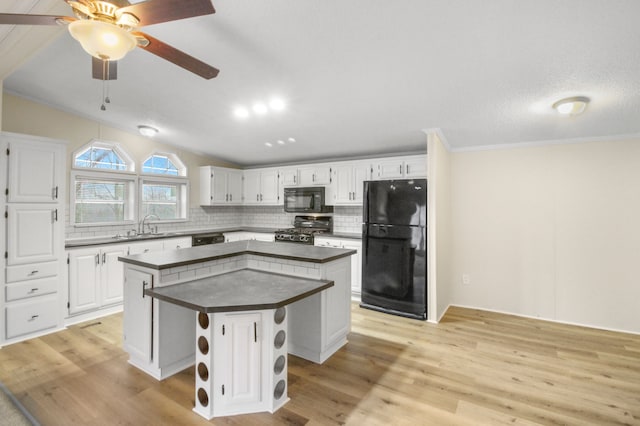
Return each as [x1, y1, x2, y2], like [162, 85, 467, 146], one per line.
[118, 241, 354, 417]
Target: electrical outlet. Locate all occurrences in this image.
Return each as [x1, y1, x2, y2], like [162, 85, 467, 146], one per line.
[462, 273, 471, 285]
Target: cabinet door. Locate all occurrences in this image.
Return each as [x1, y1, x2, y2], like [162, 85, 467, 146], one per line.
[212, 168, 229, 204]
[299, 166, 332, 185]
[199, 166, 214, 206]
[404, 155, 428, 178]
[101, 247, 127, 306]
[68, 248, 100, 315]
[227, 170, 244, 204]
[123, 269, 153, 363]
[163, 237, 192, 250]
[333, 165, 353, 204]
[222, 312, 262, 407]
[280, 168, 299, 187]
[352, 162, 371, 203]
[7, 139, 63, 203]
[375, 159, 405, 179]
[342, 241, 362, 295]
[7, 204, 60, 265]
[243, 170, 261, 205]
[260, 169, 280, 204]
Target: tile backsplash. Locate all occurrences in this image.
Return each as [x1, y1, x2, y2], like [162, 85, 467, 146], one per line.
[65, 205, 362, 239]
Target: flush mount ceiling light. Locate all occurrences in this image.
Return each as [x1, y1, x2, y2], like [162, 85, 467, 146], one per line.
[552, 96, 590, 115]
[138, 125, 158, 137]
[233, 96, 287, 120]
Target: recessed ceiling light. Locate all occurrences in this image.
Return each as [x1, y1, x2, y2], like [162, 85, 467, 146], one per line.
[252, 103, 268, 115]
[277, 140, 285, 145]
[137, 125, 158, 137]
[552, 96, 590, 115]
[287, 137, 296, 143]
[265, 142, 273, 147]
[269, 98, 286, 111]
[233, 106, 249, 119]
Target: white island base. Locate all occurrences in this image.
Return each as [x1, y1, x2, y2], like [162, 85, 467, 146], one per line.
[194, 308, 290, 419]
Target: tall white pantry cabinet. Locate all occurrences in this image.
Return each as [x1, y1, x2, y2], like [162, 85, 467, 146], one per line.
[1, 132, 67, 345]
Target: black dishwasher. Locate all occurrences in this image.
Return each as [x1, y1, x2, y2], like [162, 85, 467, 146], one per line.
[192, 233, 225, 246]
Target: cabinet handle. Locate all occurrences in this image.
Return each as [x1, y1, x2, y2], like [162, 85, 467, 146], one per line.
[102, 253, 106, 264]
[53, 209, 58, 222]
[142, 280, 148, 298]
[29, 315, 39, 321]
[399, 165, 402, 175]
[406, 164, 410, 175]
[29, 270, 39, 276]
[293, 175, 297, 184]
[256, 194, 259, 201]
[176, 245, 181, 249]
[144, 249, 150, 253]
[95, 254, 100, 265]
[54, 186, 59, 199]
[230, 194, 232, 202]
[260, 194, 263, 201]
[226, 193, 229, 202]
[254, 322, 257, 342]
[29, 288, 39, 294]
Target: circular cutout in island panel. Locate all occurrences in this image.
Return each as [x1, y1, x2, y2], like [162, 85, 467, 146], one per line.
[274, 355, 286, 375]
[274, 380, 286, 400]
[274, 307, 286, 324]
[197, 388, 209, 407]
[198, 336, 209, 355]
[197, 362, 209, 381]
[198, 313, 209, 329]
[274, 330, 286, 349]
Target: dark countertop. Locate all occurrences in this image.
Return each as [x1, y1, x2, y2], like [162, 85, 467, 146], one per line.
[144, 268, 334, 313]
[65, 227, 279, 248]
[118, 240, 356, 270]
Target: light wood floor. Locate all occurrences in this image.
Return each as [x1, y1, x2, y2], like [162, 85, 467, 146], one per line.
[1, 304, 639, 425]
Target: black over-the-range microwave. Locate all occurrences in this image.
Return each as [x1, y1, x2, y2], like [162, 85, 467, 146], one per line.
[283, 187, 334, 213]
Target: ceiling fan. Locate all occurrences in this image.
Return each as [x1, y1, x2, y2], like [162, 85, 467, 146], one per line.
[0, 0, 220, 81]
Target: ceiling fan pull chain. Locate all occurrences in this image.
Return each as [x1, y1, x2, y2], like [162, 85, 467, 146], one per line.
[104, 60, 111, 104]
[100, 79, 107, 111]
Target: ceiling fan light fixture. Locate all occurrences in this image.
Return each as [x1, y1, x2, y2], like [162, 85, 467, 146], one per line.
[552, 96, 590, 115]
[138, 125, 158, 137]
[68, 19, 137, 61]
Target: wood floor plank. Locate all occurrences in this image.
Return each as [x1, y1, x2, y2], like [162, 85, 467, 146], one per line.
[1, 303, 639, 425]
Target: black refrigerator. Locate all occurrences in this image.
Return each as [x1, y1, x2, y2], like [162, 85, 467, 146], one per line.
[360, 179, 427, 320]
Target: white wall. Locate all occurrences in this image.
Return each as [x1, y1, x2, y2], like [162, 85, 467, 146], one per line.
[450, 139, 640, 333]
[427, 131, 453, 322]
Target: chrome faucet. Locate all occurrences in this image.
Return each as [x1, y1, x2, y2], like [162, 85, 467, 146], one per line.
[139, 214, 159, 234]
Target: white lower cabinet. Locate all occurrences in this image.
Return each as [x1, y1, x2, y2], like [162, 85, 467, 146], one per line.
[67, 244, 127, 315]
[5, 295, 58, 339]
[315, 237, 362, 297]
[122, 268, 153, 364]
[224, 232, 274, 242]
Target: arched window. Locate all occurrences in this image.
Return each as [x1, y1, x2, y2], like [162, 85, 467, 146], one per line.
[71, 140, 136, 225]
[140, 152, 188, 221]
[73, 140, 134, 172]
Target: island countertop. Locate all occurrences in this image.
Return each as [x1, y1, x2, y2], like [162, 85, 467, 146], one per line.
[118, 240, 356, 270]
[144, 268, 334, 313]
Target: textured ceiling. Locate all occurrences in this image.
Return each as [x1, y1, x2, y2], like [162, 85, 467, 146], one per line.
[2, 0, 640, 166]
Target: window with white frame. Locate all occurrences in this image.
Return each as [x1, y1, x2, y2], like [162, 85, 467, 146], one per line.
[72, 140, 136, 225]
[140, 152, 188, 222]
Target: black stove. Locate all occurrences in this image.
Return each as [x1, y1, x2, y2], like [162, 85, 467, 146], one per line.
[274, 216, 333, 245]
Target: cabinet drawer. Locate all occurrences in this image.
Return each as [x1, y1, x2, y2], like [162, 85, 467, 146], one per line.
[6, 277, 58, 301]
[6, 261, 58, 283]
[6, 296, 58, 339]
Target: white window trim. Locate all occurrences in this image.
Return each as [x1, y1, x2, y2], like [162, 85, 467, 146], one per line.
[71, 170, 137, 227]
[138, 175, 189, 223]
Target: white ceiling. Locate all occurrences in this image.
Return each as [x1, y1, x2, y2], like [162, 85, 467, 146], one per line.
[2, 0, 640, 167]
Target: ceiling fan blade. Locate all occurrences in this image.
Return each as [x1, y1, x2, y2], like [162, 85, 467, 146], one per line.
[92, 57, 118, 80]
[0, 13, 68, 25]
[133, 31, 219, 79]
[119, 0, 214, 27]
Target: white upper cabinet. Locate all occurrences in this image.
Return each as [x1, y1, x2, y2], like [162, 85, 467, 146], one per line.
[279, 167, 299, 187]
[373, 154, 427, 180]
[298, 165, 332, 186]
[200, 166, 243, 206]
[332, 161, 371, 205]
[243, 168, 280, 205]
[6, 135, 64, 203]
